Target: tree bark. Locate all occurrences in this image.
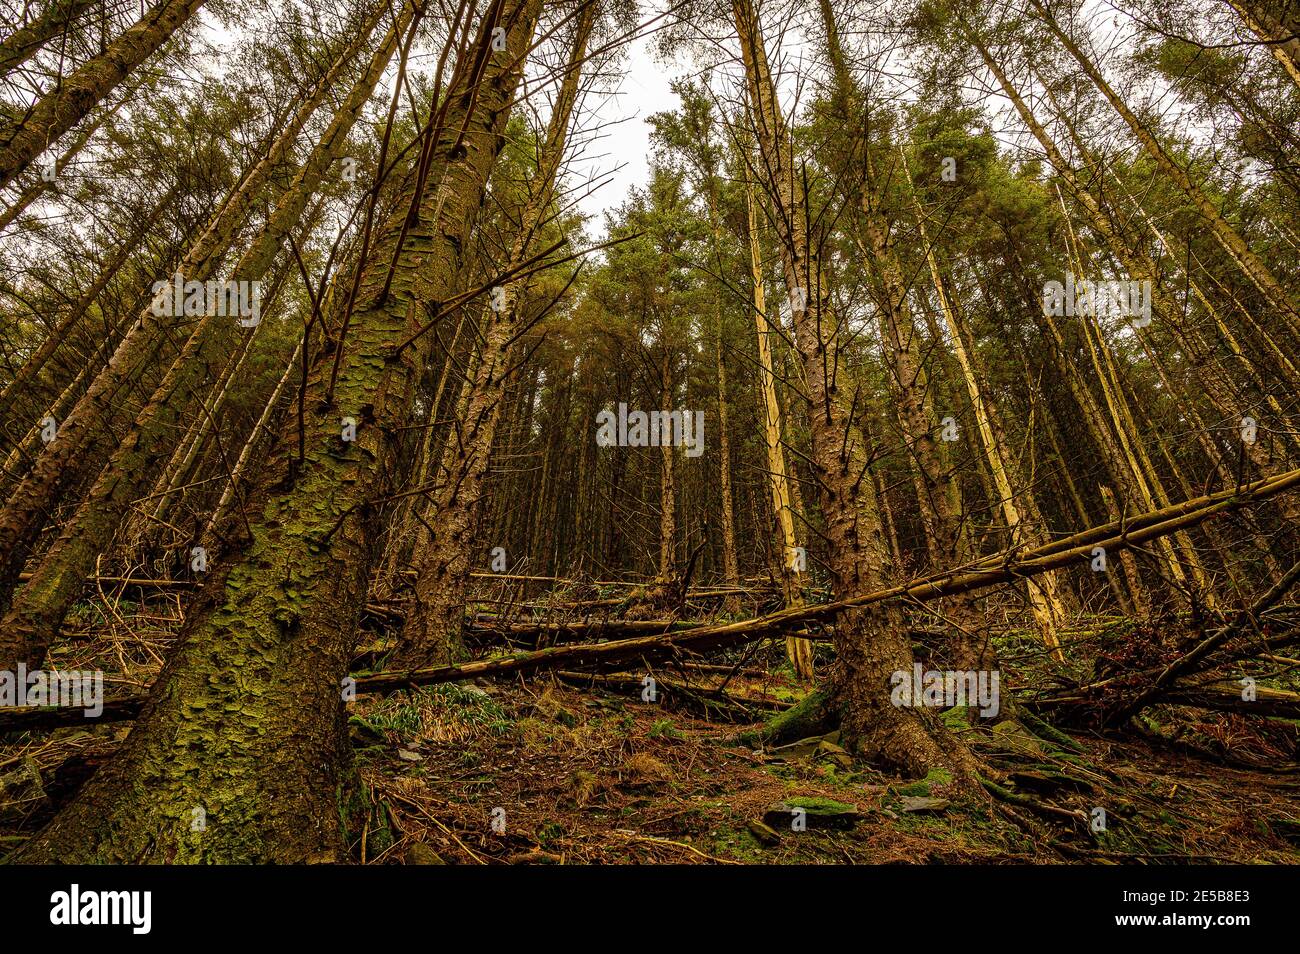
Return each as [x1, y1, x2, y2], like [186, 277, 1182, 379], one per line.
[0, 0, 96, 76]
[392, 0, 594, 667]
[1026, 0, 1300, 337]
[747, 179, 813, 678]
[0, 3, 391, 618]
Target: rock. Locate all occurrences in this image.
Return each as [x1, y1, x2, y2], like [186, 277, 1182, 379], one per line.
[768, 736, 823, 761]
[406, 842, 446, 865]
[814, 739, 853, 768]
[746, 819, 782, 846]
[764, 797, 861, 830]
[898, 796, 950, 813]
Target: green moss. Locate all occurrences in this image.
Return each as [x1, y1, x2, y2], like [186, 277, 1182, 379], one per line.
[894, 766, 954, 797]
[711, 826, 769, 861]
[535, 821, 565, 847]
[941, 705, 973, 730]
[783, 795, 858, 813]
[738, 688, 834, 747]
[1019, 708, 1083, 752]
[648, 718, 684, 739]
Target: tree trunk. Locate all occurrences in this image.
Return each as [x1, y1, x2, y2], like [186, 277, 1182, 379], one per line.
[16, 0, 540, 863]
[733, 0, 978, 780]
[747, 180, 813, 679]
[0, 1, 410, 674]
[0, 0, 97, 76]
[907, 176, 1068, 649]
[1026, 0, 1300, 337]
[392, 0, 594, 667]
[0, 2, 395, 620]
[1224, 0, 1300, 90]
[710, 186, 741, 613]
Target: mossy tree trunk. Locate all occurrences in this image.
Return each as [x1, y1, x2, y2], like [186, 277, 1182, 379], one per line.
[0, 30, 348, 610]
[17, 0, 542, 863]
[0, 2, 408, 676]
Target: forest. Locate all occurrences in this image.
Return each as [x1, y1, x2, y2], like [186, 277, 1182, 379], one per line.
[0, 0, 1297, 872]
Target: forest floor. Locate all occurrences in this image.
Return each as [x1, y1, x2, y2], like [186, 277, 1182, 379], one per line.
[349, 676, 1300, 864]
[1, 584, 1298, 864]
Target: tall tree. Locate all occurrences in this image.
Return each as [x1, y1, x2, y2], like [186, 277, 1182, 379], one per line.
[19, 0, 544, 862]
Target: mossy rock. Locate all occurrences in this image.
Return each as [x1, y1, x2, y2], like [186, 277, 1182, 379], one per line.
[989, 719, 1047, 757]
[764, 796, 861, 830]
[745, 819, 781, 846]
[941, 705, 974, 730]
[767, 735, 823, 761]
[406, 842, 446, 865]
[647, 718, 684, 740]
[814, 739, 853, 768]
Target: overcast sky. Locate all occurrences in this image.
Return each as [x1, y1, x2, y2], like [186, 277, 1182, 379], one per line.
[568, 28, 685, 235]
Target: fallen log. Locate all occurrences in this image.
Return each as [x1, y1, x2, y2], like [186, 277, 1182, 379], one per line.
[553, 671, 792, 713]
[1036, 558, 1300, 724]
[1160, 681, 1300, 720]
[1108, 556, 1300, 722]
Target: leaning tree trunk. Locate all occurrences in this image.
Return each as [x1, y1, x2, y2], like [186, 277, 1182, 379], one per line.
[17, 0, 540, 863]
[1224, 0, 1300, 91]
[0, 0, 97, 77]
[391, 0, 594, 667]
[1026, 0, 1300, 338]
[906, 179, 1068, 651]
[0, 0, 208, 190]
[0, 4, 389, 620]
[0, 90, 124, 235]
[0, 180, 178, 431]
[0, 0, 413, 677]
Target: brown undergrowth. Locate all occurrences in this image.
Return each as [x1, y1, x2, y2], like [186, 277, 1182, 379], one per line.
[1, 584, 1297, 864]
